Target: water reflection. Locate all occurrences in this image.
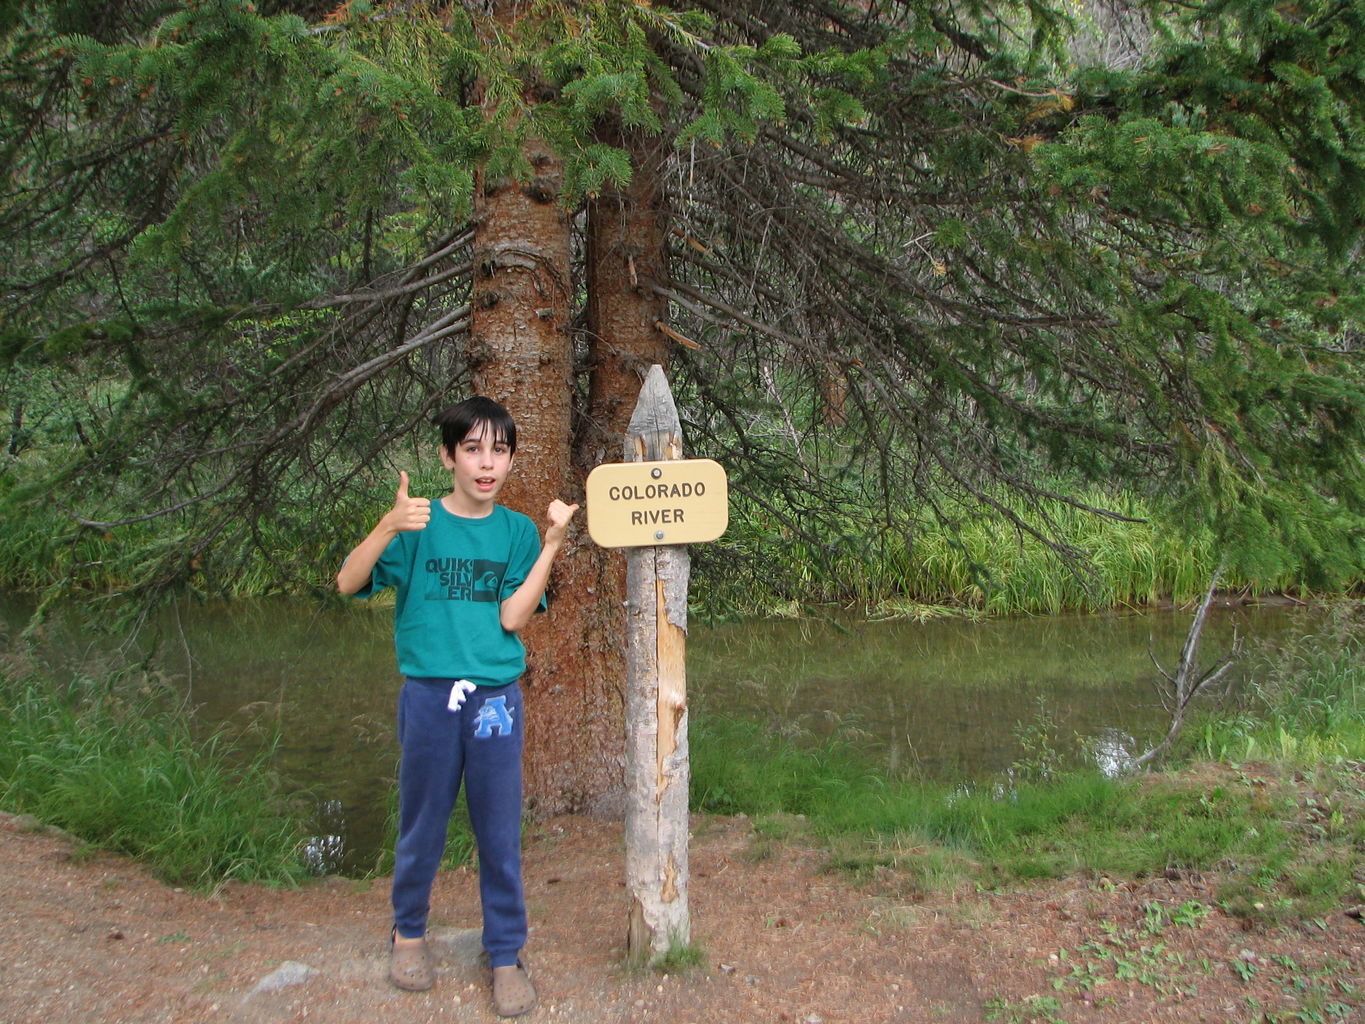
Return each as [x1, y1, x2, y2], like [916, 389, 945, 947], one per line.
[0, 593, 1315, 874]
[303, 799, 349, 875]
[687, 605, 1305, 781]
[1085, 726, 1139, 778]
[2, 594, 402, 876]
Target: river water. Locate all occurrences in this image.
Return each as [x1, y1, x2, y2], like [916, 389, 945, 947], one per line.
[1, 593, 1315, 875]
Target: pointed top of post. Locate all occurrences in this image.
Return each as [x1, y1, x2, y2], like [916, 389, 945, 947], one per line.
[628, 365, 680, 436]
[626, 365, 683, 463]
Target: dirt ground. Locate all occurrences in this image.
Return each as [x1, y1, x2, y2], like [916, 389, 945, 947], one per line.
[1, 809, 1362, 1024]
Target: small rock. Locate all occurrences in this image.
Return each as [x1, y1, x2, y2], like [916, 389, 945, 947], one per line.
[250, 961, 318, 995]
[427, 926, 484, 965]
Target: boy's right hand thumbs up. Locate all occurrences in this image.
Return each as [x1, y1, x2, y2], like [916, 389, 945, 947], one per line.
[389, 470, 431, 532]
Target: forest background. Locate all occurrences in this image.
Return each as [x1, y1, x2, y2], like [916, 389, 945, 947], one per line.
[2, 0, 1364, 821]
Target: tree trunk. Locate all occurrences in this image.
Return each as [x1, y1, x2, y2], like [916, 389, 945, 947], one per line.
[514, 118, 675, 816]
[469, 127, 605, 813]
[579, 118, 672, 468]
[467, 53, 673, 812]
[464, 0, 609, 812]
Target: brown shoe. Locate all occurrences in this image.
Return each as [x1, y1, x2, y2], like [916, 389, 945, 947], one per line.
[388, 931, 434, 991]
[492, 960, 536, 1017]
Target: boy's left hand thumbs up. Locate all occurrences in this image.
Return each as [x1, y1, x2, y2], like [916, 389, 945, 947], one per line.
[545, 499, 579, 544]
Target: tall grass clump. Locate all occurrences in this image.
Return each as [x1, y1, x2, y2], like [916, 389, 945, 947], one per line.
[690, 716, 891, 821]
[0, 665, 310, 889]
[0, 440, 456, 599]
[699, 485, 1314, 619]
[1197, 602, 1365, 764]
[0, 463, 123, 592]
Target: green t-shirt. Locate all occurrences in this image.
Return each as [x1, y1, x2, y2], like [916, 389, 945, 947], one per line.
[353, 502, 543, 684]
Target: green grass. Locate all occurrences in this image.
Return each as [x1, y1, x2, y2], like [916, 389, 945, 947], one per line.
[695, 716, 1364, 921]
[1195, 603, 1365, 765]
[691, 608, 1365, 920]
[984, 994, 1068, 1024]
[698, 486, 1341, 620]
[639, 934, 707, 973]
[0, 666, 310, 890]
[9, 456, 1347, 617]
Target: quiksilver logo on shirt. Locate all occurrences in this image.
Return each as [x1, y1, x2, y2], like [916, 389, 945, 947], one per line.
[424, 557, 506, 602]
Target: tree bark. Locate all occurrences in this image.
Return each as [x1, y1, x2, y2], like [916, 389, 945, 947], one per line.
[466, 47, 675, 812]
[469, 127, 606, 813]
[580, 118, 672, 468]
[465, 0, 605, 812]
[516, 118, 674, 815]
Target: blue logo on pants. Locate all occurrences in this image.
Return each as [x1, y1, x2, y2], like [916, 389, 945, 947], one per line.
[473, 696, 514, 738]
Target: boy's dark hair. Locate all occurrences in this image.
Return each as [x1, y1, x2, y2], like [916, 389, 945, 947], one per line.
[433, 396, 517, 455]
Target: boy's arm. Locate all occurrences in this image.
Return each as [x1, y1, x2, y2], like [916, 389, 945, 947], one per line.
[336, 471, 431, 595]
[499, 499, 579, 632]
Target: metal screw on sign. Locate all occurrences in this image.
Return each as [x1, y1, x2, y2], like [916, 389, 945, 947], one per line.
[654, 530, 665, 540]
[651, 468, 662, 478]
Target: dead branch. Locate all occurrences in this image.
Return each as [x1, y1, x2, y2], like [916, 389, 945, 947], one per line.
[1131, 563, 1242, 771]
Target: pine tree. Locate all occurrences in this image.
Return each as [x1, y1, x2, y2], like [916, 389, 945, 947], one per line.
[3, 0, 1362, 810]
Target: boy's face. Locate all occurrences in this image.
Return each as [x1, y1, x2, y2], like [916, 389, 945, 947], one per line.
[440, 421, 514, 514]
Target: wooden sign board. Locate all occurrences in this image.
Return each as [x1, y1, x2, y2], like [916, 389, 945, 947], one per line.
[586, 458, 728, 548]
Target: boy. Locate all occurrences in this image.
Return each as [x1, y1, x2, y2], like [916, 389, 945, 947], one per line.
[337, 396, 578, 1018]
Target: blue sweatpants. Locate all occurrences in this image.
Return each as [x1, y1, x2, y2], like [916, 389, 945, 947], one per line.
[392, 677, 526, 968]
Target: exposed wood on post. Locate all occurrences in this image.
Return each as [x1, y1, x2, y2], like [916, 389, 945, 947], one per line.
[624, 365, 691, 963]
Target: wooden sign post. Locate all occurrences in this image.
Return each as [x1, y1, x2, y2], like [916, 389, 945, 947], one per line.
[585, 365, 727, 964]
